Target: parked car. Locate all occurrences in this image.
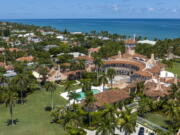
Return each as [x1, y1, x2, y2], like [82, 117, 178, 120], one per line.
[138, 127, 145, 135]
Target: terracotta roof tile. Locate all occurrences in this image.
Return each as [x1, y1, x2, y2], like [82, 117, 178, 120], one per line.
[104, 59, 145, 70]
[0, 62, 6, 67]
[125, 39, 136, 44]
[9, 48, 20, 52]
[144, 82, 171, 97]
[147, 65, 161, 74]
[76, 56, 93, 61]
[16, 56, 34, 62]
[134, 71, 152, 77]
[94, 89, 130, 107]
[88, 47, 100, 53]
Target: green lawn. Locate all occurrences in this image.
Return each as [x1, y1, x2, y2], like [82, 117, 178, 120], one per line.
[144, 112, 169, 129]
[166, 61, 180, 78]
[0, 86, 67, 135]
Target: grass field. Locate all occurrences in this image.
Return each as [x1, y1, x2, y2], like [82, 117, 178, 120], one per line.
[0, 86, 67, 135]
[144, 112, 169, 129]
[166, 61, 180, 78]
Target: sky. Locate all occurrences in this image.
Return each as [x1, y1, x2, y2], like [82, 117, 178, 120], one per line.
[0, 0, 180, 19]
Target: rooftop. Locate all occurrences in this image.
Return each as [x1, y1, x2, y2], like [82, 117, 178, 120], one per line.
[94, 88, 129, 107]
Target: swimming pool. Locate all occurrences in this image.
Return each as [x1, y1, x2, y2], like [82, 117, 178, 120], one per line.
[77, 89, 101, 100]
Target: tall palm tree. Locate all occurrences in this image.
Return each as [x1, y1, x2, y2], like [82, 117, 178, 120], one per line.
[45, 81, 57, 110]
[12, 74, 29, 104]
[80, 79, 91, 93]
[96, 105, 119, 135]
[119, 107, 137, 135]
[136, 81, 145, 97]
[96, 117, 117, 135]
[163, 99, 180, 121]
[107, 68, 116, 88]
[63, 80, 75, 92]
[169, 84, 180, 100]
[138, 97, 152, 116]
[0, 75, 7, 88]
[54, 105, 82, 131]
[99, 73, 108, 91]
[93, 56, 103, 77]
[4, 88, 17, 125]
[68, 91, 80, 105]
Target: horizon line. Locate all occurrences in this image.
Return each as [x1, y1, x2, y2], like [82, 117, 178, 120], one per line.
[1, 18, 180, 20]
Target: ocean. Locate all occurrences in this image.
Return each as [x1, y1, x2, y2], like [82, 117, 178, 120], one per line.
[2, 19, 180, 39]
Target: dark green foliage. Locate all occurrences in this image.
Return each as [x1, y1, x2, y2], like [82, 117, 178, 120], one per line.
[97, 41, 125, 58]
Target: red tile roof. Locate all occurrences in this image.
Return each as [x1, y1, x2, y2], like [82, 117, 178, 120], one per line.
[16, 56, 34, 62]
[144, 82, 171, 97]
[125, 39, 136, 44]
[64, 70, 85, 76]
[134, 71, 152, 77]
[104, 60, 145, 70]
[147, 65, 161, 74]
[88, 47, 100, 53]
[9, 48, 20, 52]
[61, 63, 71, 66]
[0, 62, 6, 67]
[94, 89, 130, 107]
[76, 56, 93, 61]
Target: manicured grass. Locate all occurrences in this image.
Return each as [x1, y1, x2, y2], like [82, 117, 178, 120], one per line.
[144, 112, 169, 129]
[0, 86, 67, 135]
[166, 62, 180, 78]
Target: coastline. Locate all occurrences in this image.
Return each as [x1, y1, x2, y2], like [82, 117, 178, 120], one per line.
[1, 19, 180, 39]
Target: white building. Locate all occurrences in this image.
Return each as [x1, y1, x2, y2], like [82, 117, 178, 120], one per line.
[56, 35, 66, 40]
[137, 40, 156, 45]
[160, 71, 175, 78]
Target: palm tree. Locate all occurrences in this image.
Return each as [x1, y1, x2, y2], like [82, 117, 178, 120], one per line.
[12, 74, 29, 104]
[169, 84, 180, 100]
[45, 81, 57, 110]
[38, 66, 48, 85]
[119, 107, 137, 135]
[0, 75, 7, 88]
[93, 56, 103, 77]
[68, 91, 80, 105]
[138, 97, 152, 117]
[63, 80, 75, 92]
[96, 117, 117, 135]
[136, 81, 145, 97]
[4, 88, 17, 125]
[99, 73, 108, 91]
[80, 79, 91, 93]
[107, 68, 116, 88]
[54, 105, 82, 131]
[163, 99, 180, 121]
[96, 105, 119, 135]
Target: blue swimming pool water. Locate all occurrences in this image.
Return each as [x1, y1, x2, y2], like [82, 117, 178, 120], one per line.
[77, 89, 100, 100]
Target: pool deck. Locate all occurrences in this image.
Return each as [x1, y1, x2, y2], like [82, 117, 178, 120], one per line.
[60, 85, 108, 104]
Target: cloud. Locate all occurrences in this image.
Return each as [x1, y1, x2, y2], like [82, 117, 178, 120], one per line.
[172, 9, 177, 13]
[112, 4, 120, 11]
[148, 7, 155, 12]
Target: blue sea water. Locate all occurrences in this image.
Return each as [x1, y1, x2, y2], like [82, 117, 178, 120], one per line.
[2, 19, 180, 39]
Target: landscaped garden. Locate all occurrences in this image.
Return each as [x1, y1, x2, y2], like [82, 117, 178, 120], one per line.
[0, 86, 67, 135]
[167, 60, 180, 78]
[143, 112, 169, 129]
